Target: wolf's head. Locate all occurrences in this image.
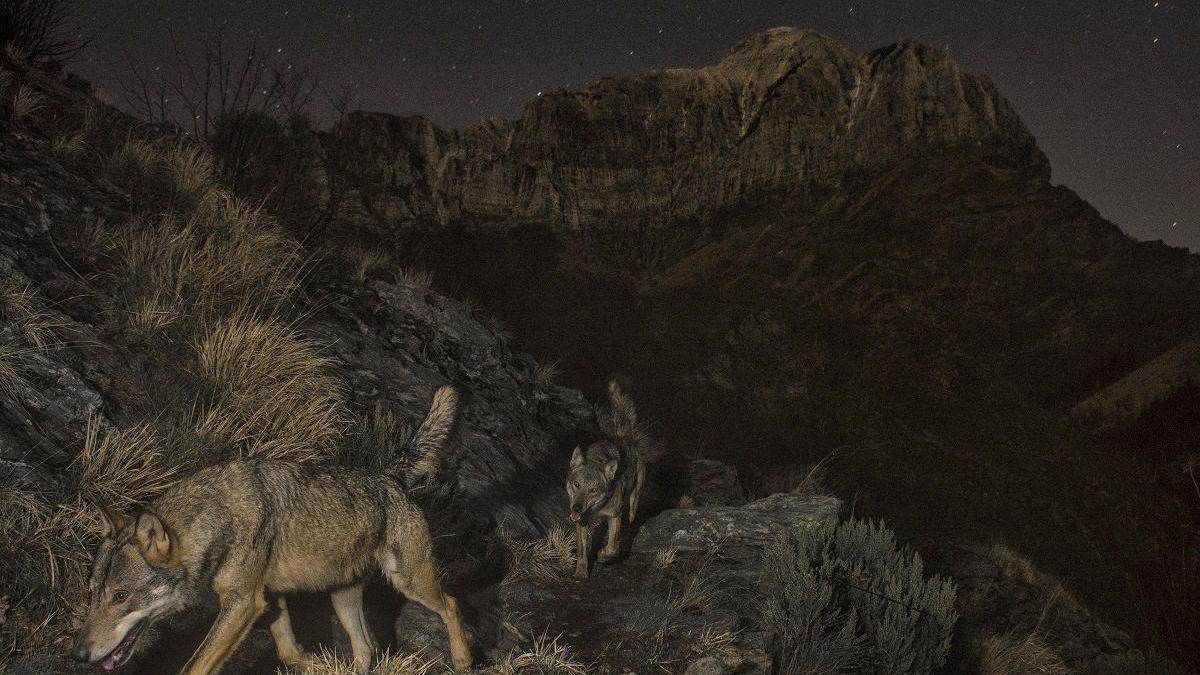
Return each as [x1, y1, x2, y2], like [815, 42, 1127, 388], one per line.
[566, 444, 618, 525]
[71, 505, 187, 671]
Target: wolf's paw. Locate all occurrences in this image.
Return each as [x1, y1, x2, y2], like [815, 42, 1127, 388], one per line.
[598, 547, 618, 562]
[574, 561, 590, 578]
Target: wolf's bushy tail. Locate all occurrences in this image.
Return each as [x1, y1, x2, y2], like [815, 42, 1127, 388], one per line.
[605, 379, 638, 438]
[394, 385, 460, 487]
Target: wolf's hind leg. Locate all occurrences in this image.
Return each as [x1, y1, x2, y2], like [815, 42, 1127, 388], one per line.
[386, 553, 472, 672]
[269, 595, 314, 668]
[629, 464, 645, 523]
[331, 584, 374, 672]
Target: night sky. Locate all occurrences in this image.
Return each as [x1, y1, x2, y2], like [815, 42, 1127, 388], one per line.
[72, 1, 1199, 251]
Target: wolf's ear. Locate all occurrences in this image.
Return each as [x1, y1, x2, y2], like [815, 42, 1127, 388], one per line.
[89, 499, 130, 539]
[603, 460, 619, 481]
[133, 509, 179, 567]
[570, 446, 584, 469]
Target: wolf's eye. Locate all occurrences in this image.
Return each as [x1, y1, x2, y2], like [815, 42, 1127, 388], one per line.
[112, 590, 129, 604]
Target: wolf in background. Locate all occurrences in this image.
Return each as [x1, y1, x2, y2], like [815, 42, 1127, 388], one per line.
[566, 378, 650, 578]
[70, 386, 471, 674]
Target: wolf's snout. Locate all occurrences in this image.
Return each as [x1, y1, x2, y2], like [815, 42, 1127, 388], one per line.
[569, 504, 583, 523]
[69, 636, 92, 663]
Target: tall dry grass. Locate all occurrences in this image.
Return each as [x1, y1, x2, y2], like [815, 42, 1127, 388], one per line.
[0, 282, 63, 350]
[113, 196, 303, 334]
[192, 312, 345, 462]
[976, 632, 1070, 675]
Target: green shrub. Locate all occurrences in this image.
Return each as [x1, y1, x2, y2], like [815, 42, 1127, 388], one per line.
[762, 518, 958, 675]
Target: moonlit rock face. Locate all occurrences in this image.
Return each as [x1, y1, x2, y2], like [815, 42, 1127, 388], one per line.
[325, 28, 1044, 235]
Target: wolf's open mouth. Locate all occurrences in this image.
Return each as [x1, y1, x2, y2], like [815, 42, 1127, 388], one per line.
[98, 620, 144, 671]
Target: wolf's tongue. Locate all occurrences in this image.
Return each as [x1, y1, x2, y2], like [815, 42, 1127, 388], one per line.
[102, 655, 115, 671]
[569, 513, 581, 523]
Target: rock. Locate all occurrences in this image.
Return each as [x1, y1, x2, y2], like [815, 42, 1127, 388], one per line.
[680, 458, 746, 507]
[496, 491, 839, 672]
[684, 655, 728, 675]
[632, 491, 841, 553]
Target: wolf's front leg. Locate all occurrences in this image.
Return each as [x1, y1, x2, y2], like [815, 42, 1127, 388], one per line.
[574, 522, 590, 578]
[181, 589, 268, 675]
[599, 514, 621, 562]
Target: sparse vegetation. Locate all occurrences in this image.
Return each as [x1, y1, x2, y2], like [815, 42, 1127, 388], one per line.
[497, 525, 577, 587]
[976, 631, 1070, 675]
[762, 518, 958, 675]
[348, 246, 393, 282]
[277, 647, 444, 675]
[0, 0, 84, 63]
[192, 312, 346, 462]
[0, 283, 62, 350]
[668, 543, 730, 613]
[76, 416, 179, 507]
[497, 631, 588, 675]
[395, 266, 434, 290]
[532, 360, 559, 389]
[9, 83, 43, 122]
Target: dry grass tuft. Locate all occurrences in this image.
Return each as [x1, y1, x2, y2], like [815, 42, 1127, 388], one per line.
[498, 525, 577, 587]
[532, 361, 559, 389]
[192, 313, 345, 462]
[347, 247, 393, 283]
[125, 290, 182, 337]
[668, 544, 730, 613]
[106, 137, 163, 187]
[655, 547, 679, 570]
[395, 266, 433, 290]
[115, 202, 302, 328]
[164, 143, 216, 202]
[50, 131, 86, 161]
[691, 626, 740, 659]
[498, 631, 588, 675]
[989, 544, 1081, 611]
[0, 283, 63, 350]
[75, 416, 179, 508]
[977, 631, 1070, 675]
[4, 41, 27, 63]
[0, 342, 20, 390]
[277, 647, 444, 674]
[0, 484, 94, 652]
[9, 84, 43, 122]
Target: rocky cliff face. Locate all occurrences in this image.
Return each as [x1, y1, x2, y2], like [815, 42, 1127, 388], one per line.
[329, 28, 1044, 240]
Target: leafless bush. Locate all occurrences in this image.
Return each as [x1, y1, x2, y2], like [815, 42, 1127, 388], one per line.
[0, 0, 85, 64]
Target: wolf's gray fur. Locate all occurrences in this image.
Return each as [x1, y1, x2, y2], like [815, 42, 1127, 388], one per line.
[72, 386, 471, 675]
[566, 378, 649, 578]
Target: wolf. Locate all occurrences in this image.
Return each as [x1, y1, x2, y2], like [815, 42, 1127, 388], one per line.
[566, 378, 649, 578]
[70, 386, 471, 674]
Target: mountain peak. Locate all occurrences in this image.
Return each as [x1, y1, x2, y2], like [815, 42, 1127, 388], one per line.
[331, 28, 1048, 232]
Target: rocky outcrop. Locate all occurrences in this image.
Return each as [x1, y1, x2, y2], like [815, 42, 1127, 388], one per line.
[326, 28, 1044, 239]
[495, 490, 840, 674]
